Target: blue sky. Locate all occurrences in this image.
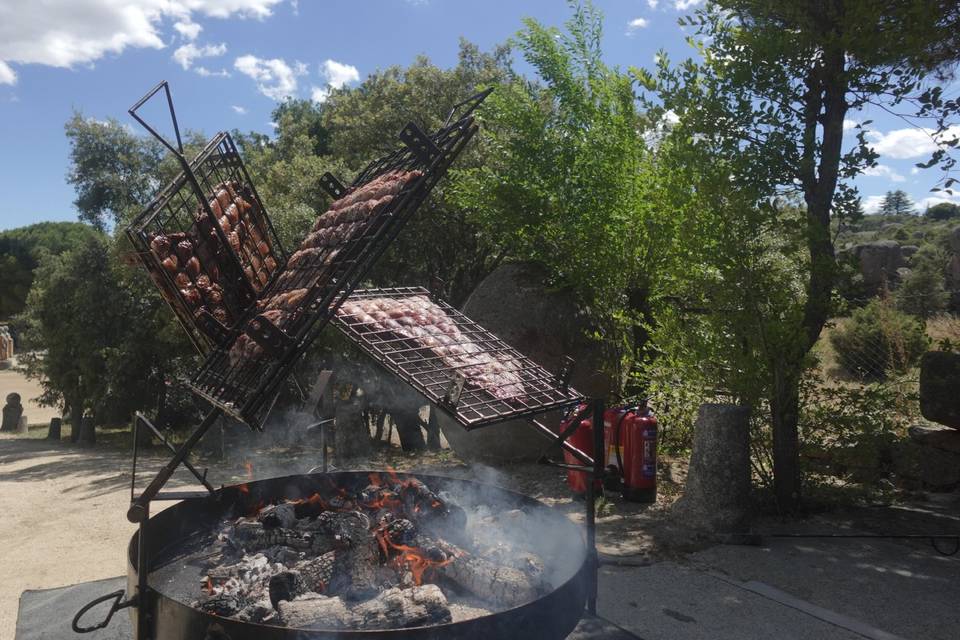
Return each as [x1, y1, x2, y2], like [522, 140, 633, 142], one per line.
[0, 0, 956, 232]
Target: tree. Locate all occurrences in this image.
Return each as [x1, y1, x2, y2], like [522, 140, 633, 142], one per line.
[925, 201, 960, 220]
[879, 190, 918, 216]
[897, 248, 949, 319]
[451, 3, 662, 359]
[0, 221, 99, 319]
[66, 113, 208, 230]
[324, 40, 514, 304]
[638, 0, 960, 509]
[15, 235, 195, 430]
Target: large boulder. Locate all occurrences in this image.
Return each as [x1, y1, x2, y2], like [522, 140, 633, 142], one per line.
[437, 262, 628, 461]
[919, 351, 960, 429]
[908, 424, 960, 454]
[850, 240, 904, 290]
[892, 439, 960, 491]
[671, 404, 753, 533]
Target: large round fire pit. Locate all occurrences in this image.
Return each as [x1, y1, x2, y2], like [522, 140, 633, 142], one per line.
[128, 471, 589, 640]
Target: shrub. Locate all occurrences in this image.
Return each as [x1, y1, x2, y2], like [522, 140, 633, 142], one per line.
[896, 251, 949, 320]
[830, 298, 929, 379]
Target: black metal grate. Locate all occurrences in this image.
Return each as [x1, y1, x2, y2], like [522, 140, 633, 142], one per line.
[188, 92, 490, 429]
[126, 131, 287, 352]
[333, 287, 583, 429]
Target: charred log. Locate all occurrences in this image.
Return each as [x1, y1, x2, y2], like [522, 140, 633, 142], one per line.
[441, 553, 542, 608]
[278, 585, 451, 630]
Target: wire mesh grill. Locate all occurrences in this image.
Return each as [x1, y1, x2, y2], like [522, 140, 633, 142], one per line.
[126, 132, 287, 352]
[188, 100, 486, 429]
[333, 287, 583, 428]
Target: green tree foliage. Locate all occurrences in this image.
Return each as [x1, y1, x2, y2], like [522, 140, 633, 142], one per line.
[0, 222, 99, 319]
[830, 298, 929, 379]
[925, 201, 960, 220]
[452, 2, 662, 345]
[879, 189, 918, 216]
[896, 247, 950, 318]
[636, 0, 959, 508]
[324, 40, 513, 303]
[15, 235, 194, 426]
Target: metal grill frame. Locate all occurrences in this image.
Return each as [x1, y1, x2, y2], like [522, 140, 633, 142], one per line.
[333, 287, 583, 429]
[188, 92, 490, 429]
[126, 123, 287, 353]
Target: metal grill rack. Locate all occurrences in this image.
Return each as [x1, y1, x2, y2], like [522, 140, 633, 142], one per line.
[187, 90, 491, 429]
[333, 287, 582, 428]
[125, 82, 287, 352]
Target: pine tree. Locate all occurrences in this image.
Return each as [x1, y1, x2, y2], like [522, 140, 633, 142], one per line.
[878, 190, 918, 216]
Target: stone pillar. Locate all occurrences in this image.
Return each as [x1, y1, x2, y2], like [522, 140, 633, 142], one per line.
[79, 417, 96, 446]
[47, 417, 62, 440]
[672, 403, 753, 533]
[1, 393, 23, 432]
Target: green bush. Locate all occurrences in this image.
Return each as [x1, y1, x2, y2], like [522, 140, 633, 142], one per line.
[830, 299, 929, 379]
[896, 249, 949, 319]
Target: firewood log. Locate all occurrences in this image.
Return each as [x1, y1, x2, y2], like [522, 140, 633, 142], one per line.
[278, 585, 451, 630]
[440, 552, 541, 608]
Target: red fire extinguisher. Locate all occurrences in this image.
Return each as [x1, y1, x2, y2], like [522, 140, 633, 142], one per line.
[563, 401, 658, 503]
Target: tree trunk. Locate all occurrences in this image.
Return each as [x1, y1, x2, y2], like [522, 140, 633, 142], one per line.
[67, 396, 83, 443]
[775, 41, 847, 512]
[770, 365, 801, 510]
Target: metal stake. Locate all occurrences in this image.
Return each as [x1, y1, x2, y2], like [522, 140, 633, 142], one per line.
[586, 398, 604, 615]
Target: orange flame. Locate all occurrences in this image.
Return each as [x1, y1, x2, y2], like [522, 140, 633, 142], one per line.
[244, 461, 254, 480]
[374, 526, 459, 585]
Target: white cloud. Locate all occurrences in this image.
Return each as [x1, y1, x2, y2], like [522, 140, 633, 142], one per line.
[320, 59, 359, 88]
[235, 54, 305, 100]
[0, 0, 282, 76]
[647, 0, 659, 8]
[918, 195, 960, 210]
[310, 86, 330, 103]
[195, 65, 230, 77]
[311, 59, 359, 102]
[910, 167, 920, 175]
[174, 20, 202, 40]
[866, 125, 960, 159]
[862, 164, 905, 182]
[626, 18, 649, 34]
[842, 119, 859, 131]
[173, 42, 226, 70]
[231, 104, 247, 114]
[862, 195, 885, 214]
[674, 0, 703, 9]
[0, 61, 15, 85]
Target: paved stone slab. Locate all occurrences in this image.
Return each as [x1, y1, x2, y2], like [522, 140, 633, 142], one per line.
[598, 561, 863, 640]
[690, 535, 960, 640]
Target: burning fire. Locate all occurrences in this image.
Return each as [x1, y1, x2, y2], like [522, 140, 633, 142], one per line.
[244, 461, 254, 480]
[374, 526, 459, 586]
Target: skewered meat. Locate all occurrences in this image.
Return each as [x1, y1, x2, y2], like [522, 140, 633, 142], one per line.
[185, 256, 202, 278]
[174, 272, 191, 288]
[175, 240, 194, 262]
[337, 295, 526, 402]
[151, 235, 172, 257]
[161, 255, 179, 274]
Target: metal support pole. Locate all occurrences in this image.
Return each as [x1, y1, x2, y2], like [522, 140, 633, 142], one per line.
[586, 398, 604, 615]
[135, 505, 151, 640]
[127, 407, 223, 523]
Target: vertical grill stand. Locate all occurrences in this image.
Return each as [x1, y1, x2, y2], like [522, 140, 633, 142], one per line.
[529, 398, 605, 615]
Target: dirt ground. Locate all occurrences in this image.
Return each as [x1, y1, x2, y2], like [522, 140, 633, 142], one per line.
[0, 359, 59, 426]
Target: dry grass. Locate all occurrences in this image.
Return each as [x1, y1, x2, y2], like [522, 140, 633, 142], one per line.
[927, 313, 960, 345]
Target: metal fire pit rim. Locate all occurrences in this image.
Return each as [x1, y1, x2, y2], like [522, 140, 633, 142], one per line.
[129, 470, 589, 639]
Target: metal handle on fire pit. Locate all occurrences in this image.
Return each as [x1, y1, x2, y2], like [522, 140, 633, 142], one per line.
[72, 589, 134, 633]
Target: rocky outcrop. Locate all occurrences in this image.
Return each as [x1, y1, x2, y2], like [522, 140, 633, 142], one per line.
[949, 225, 960, 253]
[849, 241, 904, 290]
[919, 351, 960, 429]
